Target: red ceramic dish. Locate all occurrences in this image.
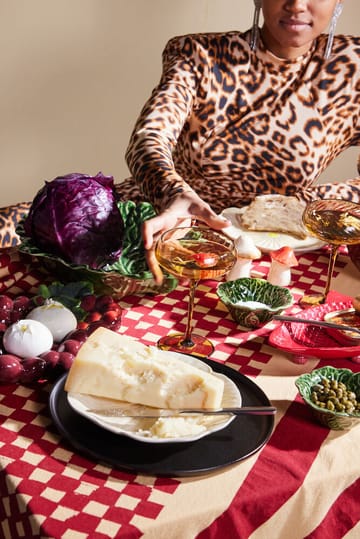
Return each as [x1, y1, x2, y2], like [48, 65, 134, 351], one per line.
[268, 300, 360, 364]
[324, 309, 360, 345]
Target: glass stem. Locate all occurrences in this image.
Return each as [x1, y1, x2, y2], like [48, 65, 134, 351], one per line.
[324, 243, 339, 298]
[181, 279, 198, 347]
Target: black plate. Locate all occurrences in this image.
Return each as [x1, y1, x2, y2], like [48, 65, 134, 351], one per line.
[49, 359, 274, 477]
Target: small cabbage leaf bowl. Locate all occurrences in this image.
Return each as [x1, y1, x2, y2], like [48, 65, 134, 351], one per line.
[295, 366, 360, 430]
[217, 277, 293, 329]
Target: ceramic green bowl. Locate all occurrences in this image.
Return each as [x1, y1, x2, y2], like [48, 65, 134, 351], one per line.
[16, 222, 177, 300]
[217, 277, 293, 329]
[295, 366, 360, 430]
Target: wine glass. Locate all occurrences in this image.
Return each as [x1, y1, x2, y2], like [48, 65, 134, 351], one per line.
[302, 199, 360, 304]
[155, 226, 236, 357]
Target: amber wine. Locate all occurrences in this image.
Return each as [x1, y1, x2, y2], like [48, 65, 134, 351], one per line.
[156, 238, 235, 280]
[304, 208, 360, 245]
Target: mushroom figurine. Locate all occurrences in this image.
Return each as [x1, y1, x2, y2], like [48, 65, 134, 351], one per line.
[226, 235, 261, 281]
[267, 246, 298, 287]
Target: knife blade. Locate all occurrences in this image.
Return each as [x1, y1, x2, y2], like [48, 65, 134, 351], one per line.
[87, 405, 277, 418]
[273, 315, 360, 335]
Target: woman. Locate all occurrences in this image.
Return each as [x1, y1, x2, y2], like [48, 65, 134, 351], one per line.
[119, 0, 359, 281]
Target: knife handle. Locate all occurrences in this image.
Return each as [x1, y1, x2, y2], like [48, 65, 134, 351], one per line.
[178, 406, 277, 416]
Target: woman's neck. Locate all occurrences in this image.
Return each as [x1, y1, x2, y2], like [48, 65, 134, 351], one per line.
[260, 26, 315, 60]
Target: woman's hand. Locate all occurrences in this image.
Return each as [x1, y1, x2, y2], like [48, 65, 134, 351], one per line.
[143, 190, 232, 284]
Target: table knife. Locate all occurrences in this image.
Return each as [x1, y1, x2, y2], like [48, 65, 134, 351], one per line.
[87, 405, 277, 418]
[273, 315, 360, 335]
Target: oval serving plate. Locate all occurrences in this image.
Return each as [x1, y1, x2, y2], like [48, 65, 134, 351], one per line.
[269, 300, 360, 360]
[221, 207, 325, 253]
[67, 353, 241, 444]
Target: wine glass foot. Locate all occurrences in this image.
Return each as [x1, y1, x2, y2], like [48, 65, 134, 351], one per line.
[157, 333, 214, 358]
[299, 293, 326, 309]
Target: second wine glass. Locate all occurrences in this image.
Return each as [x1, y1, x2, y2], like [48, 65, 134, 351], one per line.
[302, 199, 360, 304]
[155, 226, 236, 357]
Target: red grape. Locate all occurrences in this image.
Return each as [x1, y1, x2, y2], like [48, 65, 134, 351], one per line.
[9, 311, 23, 324]
[40, 350, 60, 369]
[65, 329, 88, 343]
[111, 321, 122, 332]
[20, 357, 46, 383]
[32, 296, 45, 306]
[0, 322, 7, 332]
[58, 339, 81, 356]
[0, 295, 13, 311]
[102, 310, 121, 326]
[77, 321, 89, 330]
[13, 296, 31, 313]
[0, 309, 11, 324]
[0, 355, 23, 383]
[80, 294, 97, 312]
[95, 295, 114, 312]
[103, 302, 122, 315]
[85, 311, 102, 323]
[58, 352, 74, 370]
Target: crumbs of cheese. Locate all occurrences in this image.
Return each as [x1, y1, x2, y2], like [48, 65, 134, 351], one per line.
[146, 417, 208, 438]
[64, 328, 224, 409]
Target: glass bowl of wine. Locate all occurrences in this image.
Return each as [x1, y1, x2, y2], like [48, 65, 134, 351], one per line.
[155, 226, 236, 357]
[302, 199, 360, 304]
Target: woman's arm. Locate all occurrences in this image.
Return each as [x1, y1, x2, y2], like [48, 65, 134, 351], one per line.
[125, 35, 204, 213]
[302, 177, 360, 203]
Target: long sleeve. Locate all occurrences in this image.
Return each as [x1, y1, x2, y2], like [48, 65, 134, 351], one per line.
[302, 177, 360, 203]
[125, 36, 206, 212]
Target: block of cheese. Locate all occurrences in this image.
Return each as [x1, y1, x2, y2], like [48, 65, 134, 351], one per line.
[64, 328, 224, 409]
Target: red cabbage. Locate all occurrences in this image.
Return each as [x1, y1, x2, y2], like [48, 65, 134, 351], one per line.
[24, 172, 124, 269]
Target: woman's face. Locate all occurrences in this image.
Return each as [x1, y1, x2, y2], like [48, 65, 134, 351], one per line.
[260, 0, 343, 59]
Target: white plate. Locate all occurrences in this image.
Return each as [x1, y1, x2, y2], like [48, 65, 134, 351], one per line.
[221, 207, 325, 253]
[67, 354, 241, 444]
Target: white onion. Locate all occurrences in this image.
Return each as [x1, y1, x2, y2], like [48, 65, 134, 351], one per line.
[26, 300, 77, 342]
[3, 319, 53, 358]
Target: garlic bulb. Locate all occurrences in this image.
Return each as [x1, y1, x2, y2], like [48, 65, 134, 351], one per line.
[3, 319, 53, 358]
[26, 300, 77, 342]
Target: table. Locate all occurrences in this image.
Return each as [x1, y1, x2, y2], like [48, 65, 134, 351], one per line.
[0, 246, 359, 539]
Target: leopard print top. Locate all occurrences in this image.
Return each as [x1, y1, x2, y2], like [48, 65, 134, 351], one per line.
[125, 30, 360, 213]
[0, 202, 30, 248]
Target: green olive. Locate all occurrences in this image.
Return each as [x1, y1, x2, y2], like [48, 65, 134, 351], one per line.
[309, 377, 360, 415]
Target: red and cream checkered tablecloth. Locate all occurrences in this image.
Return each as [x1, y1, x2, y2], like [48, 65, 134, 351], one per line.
[0, 246, 359, 539]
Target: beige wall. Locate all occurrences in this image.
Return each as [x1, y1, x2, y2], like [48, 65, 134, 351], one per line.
[1, 0, 359, 206]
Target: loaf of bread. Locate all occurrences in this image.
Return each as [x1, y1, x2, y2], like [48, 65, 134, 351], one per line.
[239, 195, 308, 239]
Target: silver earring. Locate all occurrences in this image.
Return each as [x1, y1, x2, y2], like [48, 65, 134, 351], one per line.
[250, 0, 262, 51]
[324, 3, 343, 60]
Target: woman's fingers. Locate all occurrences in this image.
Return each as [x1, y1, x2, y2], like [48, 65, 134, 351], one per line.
[142, 213, 178, 250]
[142, 190, 232, 281]
[145, 247, 164, 285]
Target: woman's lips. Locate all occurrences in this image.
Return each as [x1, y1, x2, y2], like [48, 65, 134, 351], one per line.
[280, 19, 311, 31]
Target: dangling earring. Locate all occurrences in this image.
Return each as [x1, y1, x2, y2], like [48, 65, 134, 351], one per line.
[324, 2, 343, 60]
[250, 0, 262, 51]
